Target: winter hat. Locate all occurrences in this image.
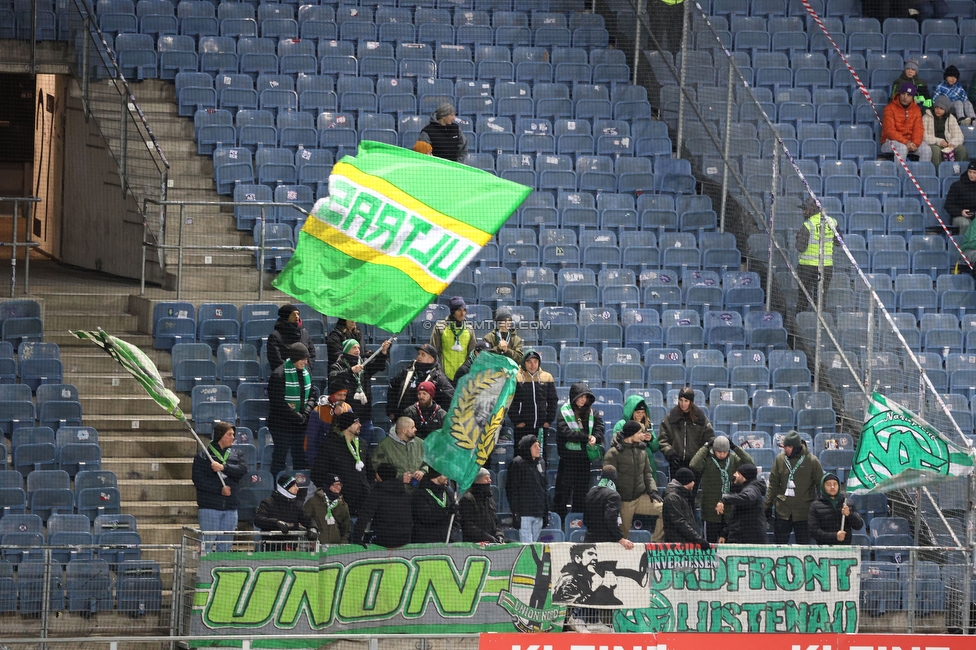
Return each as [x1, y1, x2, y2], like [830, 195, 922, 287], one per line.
[935, 94, 952, 111]
[333, 411, 359, 432]
[413, 140, 433, 154]
[905, 58, 919, 72]
[523, 349, 541, 365]
[600, 465, 618, 482]
[448, 295, 467, 312]
[632, 401, 646, 413]
[678, 386, 696, 402]
[323, 474, 342, 486]
[329, 374, 354, 395]
[418, 343, 438, 359]
[945, 64, 961, 80]
[674, 467, 696, 486]
[434, 103, 456, 120]
[341, 339, 359, 354]
[969, 159, 976, 172]
[278, 304, 299, 319]
[622, 421, 642, 438]
[476, 467, 491, 481]
[495, 307, 513, 322]
[474, 339, 491, 352]
[276, 474, 298, 498]
[288, 342, 310, 362]
[783, 430, 803, 449]
[822, 472, 840, 486]
[713, 435, 730, 453]
[417, 380, 436, 397]
[737, 463, 758, 481]
[898, 82, 918, 96]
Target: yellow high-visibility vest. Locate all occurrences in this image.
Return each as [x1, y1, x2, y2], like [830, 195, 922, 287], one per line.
[798, 212, 837, 267]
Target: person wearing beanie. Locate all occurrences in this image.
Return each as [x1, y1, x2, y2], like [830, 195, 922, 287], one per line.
[662, 467, 710, 550]
[483, 307, 523, 364]
[554, 383, 605, 519]
[946, 159, 976, 239]
[354, 463, 413, 548]
[934, 64, 975, 126]
[691, 434, 753, 543]
[303, 474, 351, 544]
[454, 339, 491, 384]
[923, 93, 968, 168]
[412, 468, 459, 543]
[717, 463, 767, 544]
[325, 318, 364, 368]
[268, 342, 319, 478]
[192, 421, 248, 552]
[508, 434, 549, 542]
[374, 416, 426, 486]
[417, 102, 467, 162]
[883, 82, 932, 164]
[765, 431, 823, 545]
[890, 57, 930, 103]
[794, 196, 838, 306]
[430, 295, 476, 384]
[254, 473, 314, 550]
[266, 304, 317, 372]
[510, 350, 558, 453]
[328, 336, 391, 446]
[304, 374, 354, 467]
[603, 420, 664, 541]
[808, 473, 864, 546]
[387, 344, 454, 420]
[583, 466, 635, 548]
[311, 410, 374, 517]
[460, 468, 505, 543]
[658, 386, 715, 495]
[403, 380, 448, 440]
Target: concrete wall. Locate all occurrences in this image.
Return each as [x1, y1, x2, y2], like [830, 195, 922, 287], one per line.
[61, 89, 145, 280]
[33, 74, 66, 260]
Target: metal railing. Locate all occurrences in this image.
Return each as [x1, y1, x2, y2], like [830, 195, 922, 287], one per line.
[0, 197, 42, 297]
[140, 199, 308, 299]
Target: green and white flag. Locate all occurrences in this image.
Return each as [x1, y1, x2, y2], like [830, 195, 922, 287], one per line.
[423, 351, 520, 494]
[847, 392, 975, 493]
[71, 328, 186, 423]
[273, 141, 530, 333]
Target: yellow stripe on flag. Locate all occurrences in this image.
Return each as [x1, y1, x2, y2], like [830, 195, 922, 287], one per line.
[333, 161, 493, 247]
[303, 216, 449, 295]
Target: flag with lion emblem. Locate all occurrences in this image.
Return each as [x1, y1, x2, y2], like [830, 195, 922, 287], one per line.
[423, 351, 519, 493]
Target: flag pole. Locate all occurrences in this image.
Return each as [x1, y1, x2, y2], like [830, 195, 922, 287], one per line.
[182, 419, 227, 488]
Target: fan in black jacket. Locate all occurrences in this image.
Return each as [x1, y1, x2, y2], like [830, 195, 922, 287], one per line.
[267, 343, 318, 478]
[553, 382, 604, 519]
[325, 319, 364, 369]
[311, 411, 374, 517]
[354, 463, 413, 548]
[328, 338, 390, 445]
[266, 304, 317, 372]
[254, 474, 314, 550]
[509, 350, 558, 450]
[192, 422, 248, 552]
[662, 468, 710, 549]
[718, 463, 767, 545]
[412, 469, 458, 543]
[507, 434, 549, 542]
[459, 468, 504, 543]
[386, 344, 454, 420]
[808, 473, 864, 545]
[583, 466, 634, 548]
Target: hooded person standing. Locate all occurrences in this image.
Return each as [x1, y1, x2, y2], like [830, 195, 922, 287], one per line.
[328, 337, 391, 446]
[311, 411, 374, 517]
[303, 474, 351, 545]
[417, 102, 467, 163]
[387, 344, 455, 420]
[459, 468, 505, 543]
[509, 350, 558, 451]
[717, 463, 767, 545]
[267, 343, 319, 478]
[325, 319, 364, 369]
[658, 386, 715, 491]
[808, 473, 864, 546]
[483, 307, 523, 365]
[412, 469, 458, 543]
[583, 466, 636, 548]
[508, 434, 549, 542]
[611, 395, 659, 450]
[403, 381, 448, 440]
[354, 463, 413, 548]
[946, 160, 976, 236]
[192, 421, 248, 552]
[691, 435, 753, 544]
[662, 467, 710, 549]
[765, 430, 823, 545]
[266, 304, 317, 372]
[254, 474, 315, 550]
[553, 382, 605, 519]
[430, 296, 476, 384]
[603, 421, 664, 541]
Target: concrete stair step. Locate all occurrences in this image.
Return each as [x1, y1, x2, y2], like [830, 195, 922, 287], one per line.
[61, 350, 171, 374]
[46, 332, 155, 349]
[101, 434, 199, 459]
[69, 373, 171, 393]
[84, 415, 186, 434]
[30, 292, 131, 312]
[45, 312, 139, 332]
[80, 394, 164, 416]
[139, 522, 197, 546]
[121, 478, 196, 502]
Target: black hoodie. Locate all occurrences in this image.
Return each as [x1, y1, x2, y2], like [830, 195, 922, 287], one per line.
[386, 360, 455, 419]
[808, 475, 864, 545]
[267, 318, 316, 372]
[720, 478, 767, 544]
[944, 169, 976, 219]
[508, 434, 549, 519]
[556, 382, 604, 459]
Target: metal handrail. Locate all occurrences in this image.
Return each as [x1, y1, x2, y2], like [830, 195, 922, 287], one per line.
[0, 197, 42, 297]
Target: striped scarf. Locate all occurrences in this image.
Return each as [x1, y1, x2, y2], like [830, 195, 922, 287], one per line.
[283, 359, 311, 410]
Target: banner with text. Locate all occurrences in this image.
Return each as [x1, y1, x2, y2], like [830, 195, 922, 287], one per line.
[481, 632, 964, 650]
[614, 545, 860, 634]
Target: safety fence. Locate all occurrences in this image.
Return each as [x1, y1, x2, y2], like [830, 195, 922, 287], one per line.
[0, 197, 42, 297]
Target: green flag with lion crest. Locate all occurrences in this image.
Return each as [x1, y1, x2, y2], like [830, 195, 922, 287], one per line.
[847, 392, 974, 494]
[423, 351, 519, 493]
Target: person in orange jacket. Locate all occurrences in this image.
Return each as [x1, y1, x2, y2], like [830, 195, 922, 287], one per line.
[882, 82, 932, 163]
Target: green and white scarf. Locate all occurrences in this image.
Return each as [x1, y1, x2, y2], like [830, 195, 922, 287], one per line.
[711, 456, 731, 494]
[283, 359, 311, 410]
[597, 477, 616, 491]
[559, 402, 594, 452]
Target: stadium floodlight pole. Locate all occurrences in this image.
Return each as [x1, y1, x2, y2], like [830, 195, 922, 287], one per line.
[675, 1, 689, 160]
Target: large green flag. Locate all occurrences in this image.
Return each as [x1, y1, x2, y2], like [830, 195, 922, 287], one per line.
[847, 392, 975, 493]
[273, 141, 531, 333]
[71, 329, 186, 423]
[423, 351, 519, 494]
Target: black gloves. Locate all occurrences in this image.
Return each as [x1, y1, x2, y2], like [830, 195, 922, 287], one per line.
[699, 540, 711, 552]
[764, 509, 773, 521]
[305, 527, 319, 542]
[705, 440, 713, 449]
[649, 491, 663, 502]
[277, 520, 292, 534]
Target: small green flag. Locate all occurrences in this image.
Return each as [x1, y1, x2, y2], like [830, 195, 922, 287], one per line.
[423, 351, 519, 493]
[71, 329, 187, 423]
[273, 141, 531, 333]
[847, 392, 974, 494]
